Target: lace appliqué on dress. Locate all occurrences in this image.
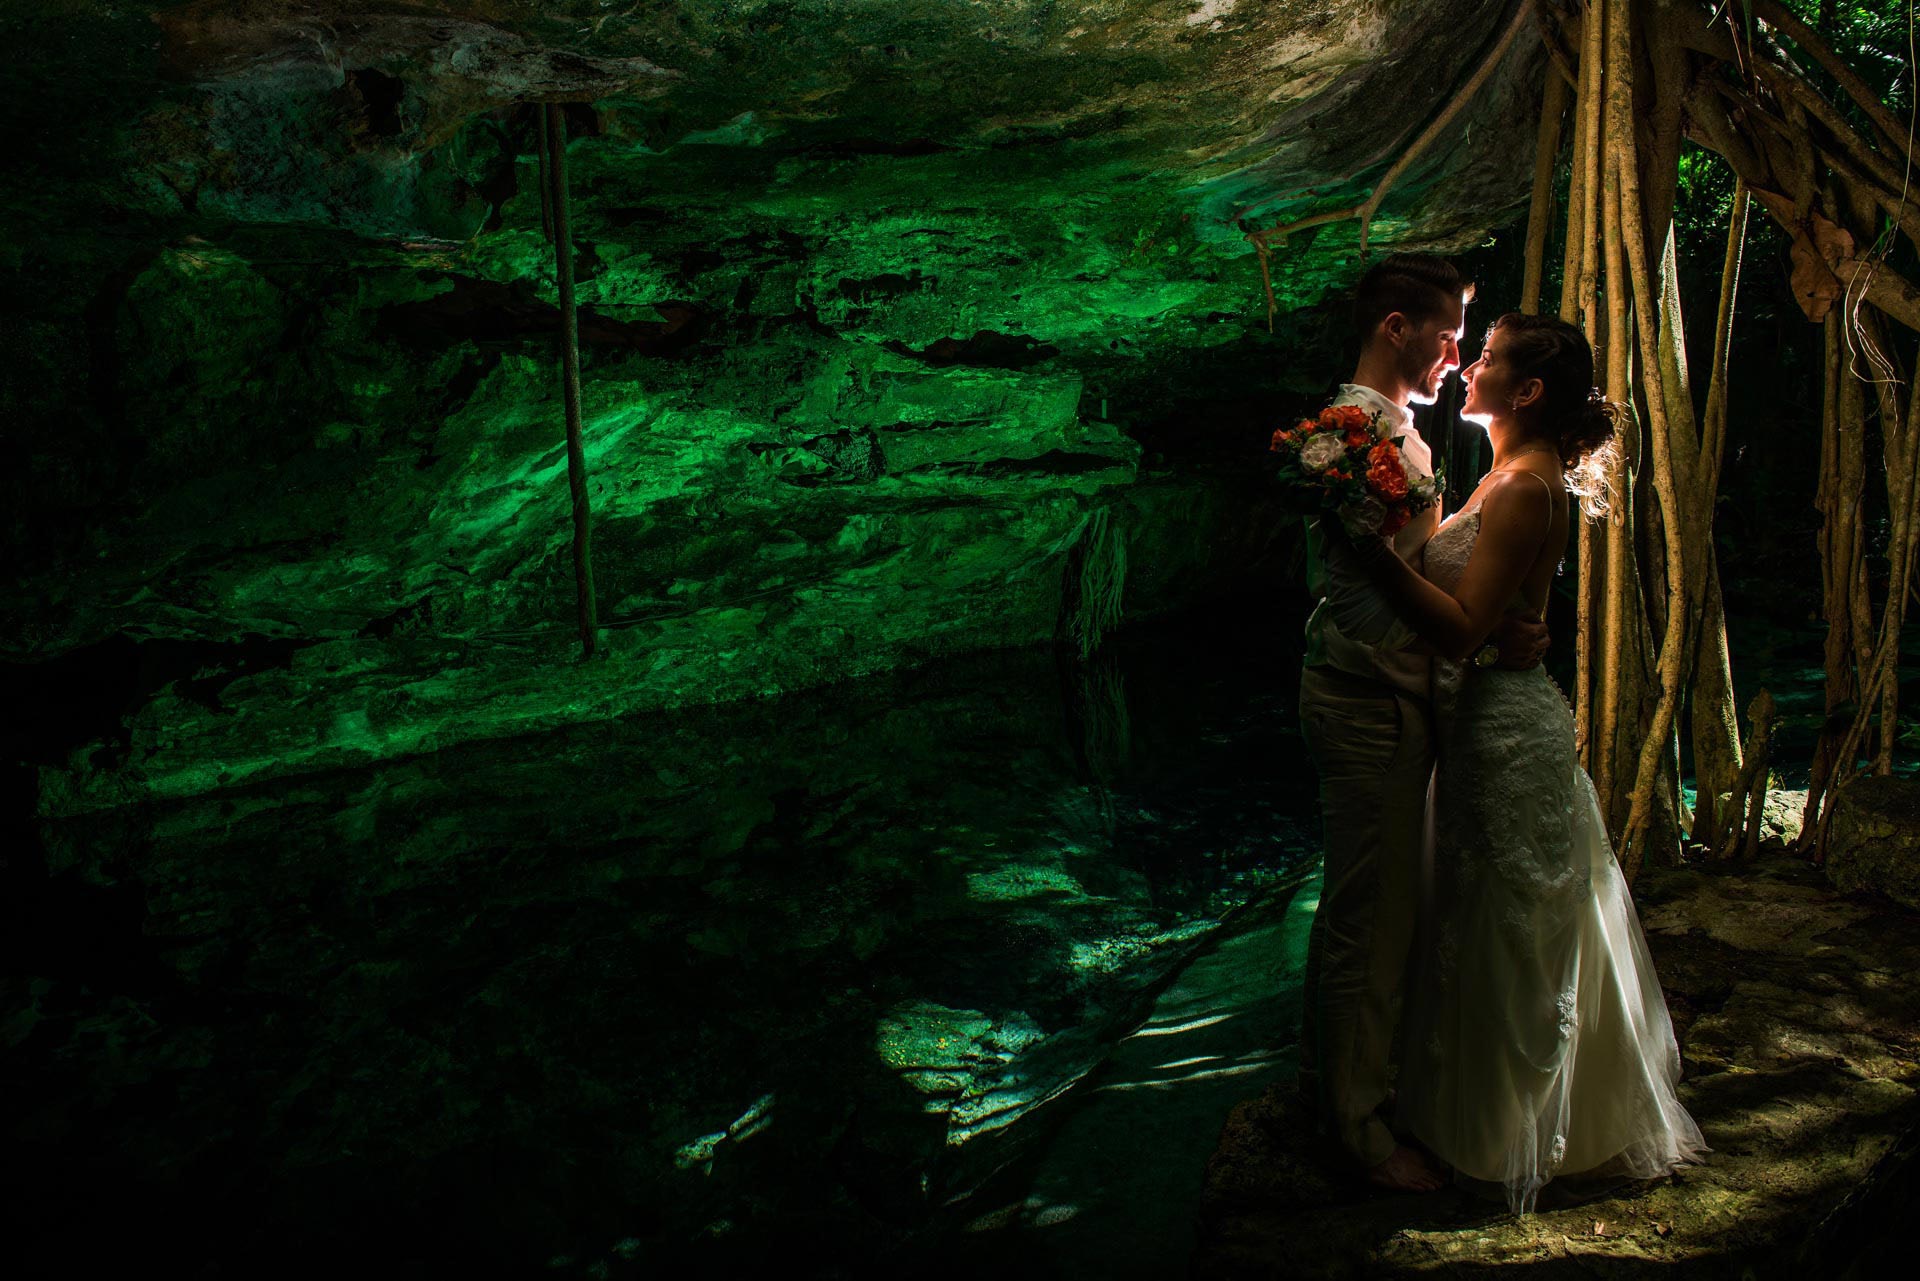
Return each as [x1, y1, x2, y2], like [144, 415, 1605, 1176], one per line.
[1555, 989, 1578, 1040]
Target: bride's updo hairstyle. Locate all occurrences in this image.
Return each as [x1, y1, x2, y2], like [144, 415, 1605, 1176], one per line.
[1489, 311, 1621, 513]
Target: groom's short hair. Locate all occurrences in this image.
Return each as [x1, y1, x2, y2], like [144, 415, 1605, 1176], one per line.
[1353, 254, 1475, 345]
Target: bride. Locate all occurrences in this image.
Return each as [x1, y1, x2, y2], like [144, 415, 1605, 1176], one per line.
[1338, 312, 1708, 1212]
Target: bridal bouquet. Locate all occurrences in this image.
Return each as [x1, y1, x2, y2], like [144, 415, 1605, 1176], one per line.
[1268, 403, 1441, 537]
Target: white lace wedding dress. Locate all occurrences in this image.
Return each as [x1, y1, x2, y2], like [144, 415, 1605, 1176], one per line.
[1395, 493, 1708, 1213]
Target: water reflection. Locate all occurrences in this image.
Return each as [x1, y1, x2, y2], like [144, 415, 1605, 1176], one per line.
[11, 603, 1319, 1274]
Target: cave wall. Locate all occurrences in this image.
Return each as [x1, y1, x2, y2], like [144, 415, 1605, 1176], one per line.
[3, 1, 1548, 809]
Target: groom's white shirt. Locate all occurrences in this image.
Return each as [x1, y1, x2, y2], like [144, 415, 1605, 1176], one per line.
[1302, 382, 1438, 699]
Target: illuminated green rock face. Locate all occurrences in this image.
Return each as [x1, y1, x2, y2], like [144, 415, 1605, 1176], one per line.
[5, 1, 1545, 807]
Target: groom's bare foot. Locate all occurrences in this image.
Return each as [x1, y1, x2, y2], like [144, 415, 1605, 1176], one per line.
[1367, 1145, 1445, 1193]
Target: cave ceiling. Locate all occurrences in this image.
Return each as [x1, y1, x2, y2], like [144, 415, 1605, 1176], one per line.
[6, 1, 1549, 805]
[26, 0, 1547, 270]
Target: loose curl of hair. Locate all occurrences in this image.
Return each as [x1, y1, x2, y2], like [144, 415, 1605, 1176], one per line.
[1487, 312, 1623, 515]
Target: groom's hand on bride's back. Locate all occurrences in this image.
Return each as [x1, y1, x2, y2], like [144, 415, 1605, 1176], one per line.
[1491, 612, 1550, 670]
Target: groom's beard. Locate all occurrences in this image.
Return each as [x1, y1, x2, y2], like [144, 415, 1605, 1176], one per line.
[1407, 363, 1453, 405]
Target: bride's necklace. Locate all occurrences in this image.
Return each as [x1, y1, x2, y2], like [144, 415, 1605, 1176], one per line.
[1456, 445, 1559, 519]
[1488, 444, 1557, 474]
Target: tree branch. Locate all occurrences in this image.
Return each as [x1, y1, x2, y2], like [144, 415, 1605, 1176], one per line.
[1753, 0, 1910, 157]
[1752, 45, 1906, 195]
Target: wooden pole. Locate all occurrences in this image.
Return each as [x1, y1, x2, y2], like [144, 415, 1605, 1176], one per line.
[544, 103, 598, 659]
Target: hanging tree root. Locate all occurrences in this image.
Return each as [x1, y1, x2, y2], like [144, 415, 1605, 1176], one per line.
[1244, 0, 1540, 330]
[1594, 113, 1633, 824]
[1874, 341, 1920, 773]
[1563, 0, 1603, 763]
[1504, 0, 1920, 870]
[1573, 0, 1605, 336]
[532, 103, 554, 244]
[1534, 1, 1580, 89]
[1796, 317, 1856, 853]
[1802, 340, 1920, 858]
[1609, 0, 1694, 881]
[1520, 66, 1570, 315]
[1712, 688, 1776, 862]
[1696, 186, 1756, 814]
[542, 103, 599, 659]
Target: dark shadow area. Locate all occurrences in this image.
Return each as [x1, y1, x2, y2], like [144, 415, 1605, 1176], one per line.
[5, 593, 1322, 1278]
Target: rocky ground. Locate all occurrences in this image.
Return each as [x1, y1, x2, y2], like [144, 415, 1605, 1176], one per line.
[1194, 855, 1920, 1279]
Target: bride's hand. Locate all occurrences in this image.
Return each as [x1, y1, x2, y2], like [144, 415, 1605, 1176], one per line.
[1490, 611, 1551, 669]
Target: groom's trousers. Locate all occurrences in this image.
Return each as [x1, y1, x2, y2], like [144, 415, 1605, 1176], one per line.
[1297, 663, 1435, 1170]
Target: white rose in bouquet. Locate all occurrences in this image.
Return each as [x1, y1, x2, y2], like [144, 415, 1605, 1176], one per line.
[1299, 433, 1346, 472]
[1341, 497, 1387, 536]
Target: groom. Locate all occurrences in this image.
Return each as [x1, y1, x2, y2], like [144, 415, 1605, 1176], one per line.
[1295, 254, 1548, 1193]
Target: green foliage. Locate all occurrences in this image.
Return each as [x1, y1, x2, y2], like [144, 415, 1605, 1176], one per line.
[1781, 0, 1915, 109]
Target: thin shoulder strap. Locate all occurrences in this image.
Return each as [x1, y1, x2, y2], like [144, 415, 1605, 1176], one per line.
[1514, 467, 1557, 504]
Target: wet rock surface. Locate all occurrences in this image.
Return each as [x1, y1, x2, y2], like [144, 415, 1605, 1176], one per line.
[1193, 856, 1920, 1278]
[5, 606, 1321, 1276]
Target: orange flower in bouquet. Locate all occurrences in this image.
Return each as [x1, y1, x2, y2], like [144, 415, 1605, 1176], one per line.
[1324, 404, 1372, 433]
[1366, 440, 1411, 501]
